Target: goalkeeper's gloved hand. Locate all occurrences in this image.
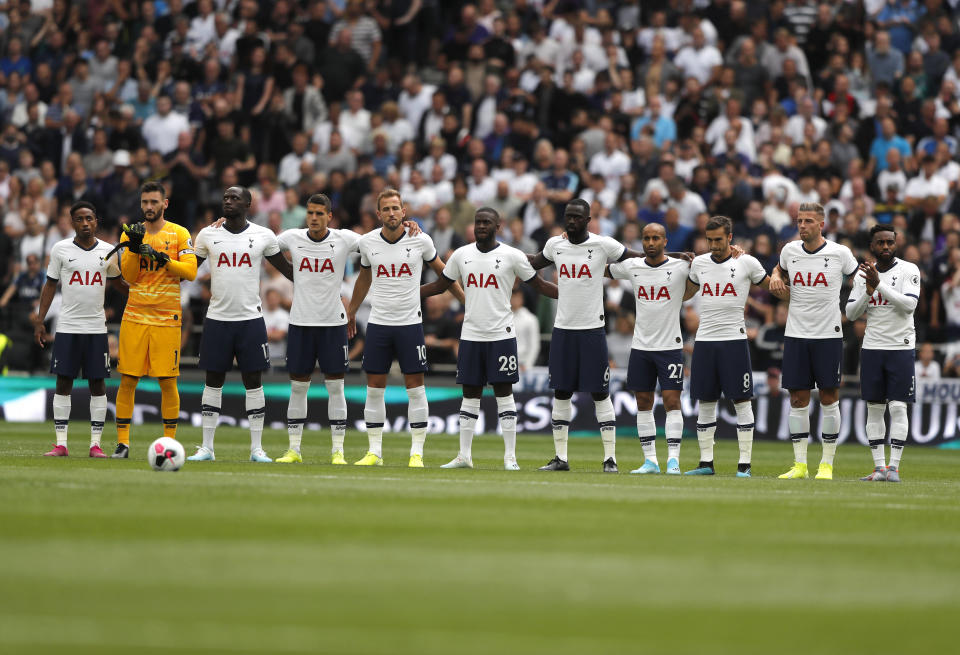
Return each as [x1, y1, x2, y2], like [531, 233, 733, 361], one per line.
[138, 243, 170, 266]
[122, 222, 146, 250]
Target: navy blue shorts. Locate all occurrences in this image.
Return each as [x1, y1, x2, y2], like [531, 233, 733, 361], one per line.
[626, 349, 684, 392]
[782, 337, 843, 391]
[286, 324, 349, 376]
[457, 338, 519, 386]
[691, 340, 753, 401]
[198, 318, 270, 373]
[548, 327, 610, 393]
[362, 322, 428, 374]
[50, 332, 110, 379]
[860, 349, 916, 403]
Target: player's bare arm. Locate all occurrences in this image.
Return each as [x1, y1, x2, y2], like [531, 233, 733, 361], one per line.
[683, 278, 699, 301]
[527, 251, 552, 270]
[346, 266, 372, 338]
[769, 264, 789, 298]
[266, 252, 294, 281]
[420, 273, 454, 298]
[428, 257, 465, 302]
[524, 273, 558, 299]
[33, 277, 58, 347]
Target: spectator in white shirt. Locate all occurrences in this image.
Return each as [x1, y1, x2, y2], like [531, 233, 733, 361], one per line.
[784, 95, 826, 145]
[417, 137, 458, 181]
[905, 155, 949, 210]
[278, 133, 316, 188]
[380, 101, 414, 155]
[673, 27, 722, 86]
[666, 178, 706, 228]
[512, 289, 541, 371]
[188, 0, 217, 53]
[915, 343, 941, 381]
[430, 164, 454, 206]
[263, 289, 290, 361]
[877, 148, 909, 202]
[401, 169, 438, 223]
[587, 131, 631, 195]
[467, 159, 497, 205]
[398, 74, 437, 132]
[141, 95, 189, 156]
[337, 89, 371, 152]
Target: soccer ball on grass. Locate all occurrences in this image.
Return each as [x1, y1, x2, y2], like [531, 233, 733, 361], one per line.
[148, 437, 185, 472]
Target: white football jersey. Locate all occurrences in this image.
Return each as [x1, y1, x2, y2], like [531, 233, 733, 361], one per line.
[543, 233, 625, 330]
[609, 257, 689, 350]
[780, 240, 859, 338]
[46, 238, 120, 333]
[195, 222, 281, 321]
[443, 242, 536, 342]
[689, 253, 768, 341]
[278, 228, 361, 326]
[358, 229, 437, 326]
[847, 258, 920, 350]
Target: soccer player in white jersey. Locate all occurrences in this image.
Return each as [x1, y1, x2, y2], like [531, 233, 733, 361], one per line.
[33, 202, 120, 457]
[770, 202, 859, 480]
[188, 186, 295, 463]
[347, 189, 464, 467]
[529, 199, 645, 473]
[274, 194, 421, 465]
[607, 223, 691, 475]
[683, 216, 778, 477]
[845, 225, 920, 483]
[420, 207, 558, 470]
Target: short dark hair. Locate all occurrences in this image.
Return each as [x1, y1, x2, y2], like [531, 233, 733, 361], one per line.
[566, 198, 590, 214]
[140, 180, 166, 198]
[705, 215, 733, 234]
[70, 201, 97, 218]
[476, 206, 501, 223]
[307, 193, 331, 210]
[870, 223, 896, 239]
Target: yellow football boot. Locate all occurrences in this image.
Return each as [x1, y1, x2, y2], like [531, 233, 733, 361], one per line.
[275, 449, 302, 463]
[778, 462, 809, 479]
[408, 454, 424, 468]
[331, 451, 347, 465]
[815, 462, 834, 480]
[354, 452, 383, 466]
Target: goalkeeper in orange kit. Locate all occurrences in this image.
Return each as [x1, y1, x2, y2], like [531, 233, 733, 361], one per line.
[111, 181, 198, 458]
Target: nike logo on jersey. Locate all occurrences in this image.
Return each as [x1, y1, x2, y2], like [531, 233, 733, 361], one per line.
[464, 260, 472, 264]
[213, 241, 223, 244]
[68, 258, 77, 262]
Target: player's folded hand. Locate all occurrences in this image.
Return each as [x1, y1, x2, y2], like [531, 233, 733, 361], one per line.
[122, 222, 146, 249]
[138, 243, 170, 266]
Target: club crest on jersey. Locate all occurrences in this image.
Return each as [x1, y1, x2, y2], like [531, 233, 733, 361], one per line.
[824, 256, 829, 268]
[587, 249, 593, 259]
[558, 263, 592, 278]
[217, 252, 253, 267]
[666, 271, 672, 280]
[495, 258, 501, 269]
[637, 286, 671, 300]
[702, 282, 736, 296]
[730, 266, 736, 278]
[249, 238, 255, 249]
[376, 263, 413, 277]
[466, 273, 499, 288]
[68, 270, 104, 285]
[299, 257, 334, 273]
[405, 247, 412, 258]
[793, 271, 827, 286]
[890, 276, 897, 286]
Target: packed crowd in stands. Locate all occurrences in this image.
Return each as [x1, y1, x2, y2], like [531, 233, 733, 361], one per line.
[1, 0, 960, 383]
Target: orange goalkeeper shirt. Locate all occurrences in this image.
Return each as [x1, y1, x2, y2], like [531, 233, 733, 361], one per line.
[119, 221, 197, 327]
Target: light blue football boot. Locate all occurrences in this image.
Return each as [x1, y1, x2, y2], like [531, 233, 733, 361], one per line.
[665, 457, 681, 475]
[630, 459, 661, 474]
[250, 448, 273, 463]
[187, 446, 215, 461]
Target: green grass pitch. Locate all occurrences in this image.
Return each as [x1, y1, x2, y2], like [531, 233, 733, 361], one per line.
[1, 422, 959, 654]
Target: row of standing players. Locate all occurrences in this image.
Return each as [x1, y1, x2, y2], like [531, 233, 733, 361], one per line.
[36, 188, 917, 481]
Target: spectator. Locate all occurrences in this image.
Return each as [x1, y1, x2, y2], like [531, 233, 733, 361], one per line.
[512, 288, 540, 371]
[630, 95, 676, 149]
[867, 30, 906, 91]
[915, 343, 941, 381]
[141, 94, 189, 156]
[905, 155, 949, 211]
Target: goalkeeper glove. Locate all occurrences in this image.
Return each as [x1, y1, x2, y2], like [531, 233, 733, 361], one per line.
[138, 243, 170, 266]
[122, 222, 146, 250]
